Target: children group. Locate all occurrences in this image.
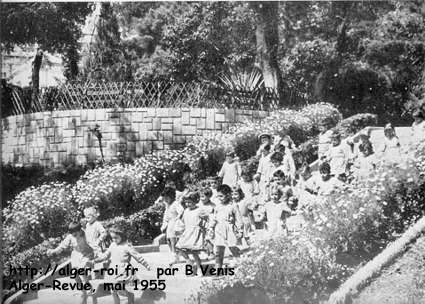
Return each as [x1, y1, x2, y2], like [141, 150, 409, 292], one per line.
[45, 111, 425, 304]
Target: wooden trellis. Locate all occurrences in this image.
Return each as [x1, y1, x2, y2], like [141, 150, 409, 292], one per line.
[3, 80, 304, 116]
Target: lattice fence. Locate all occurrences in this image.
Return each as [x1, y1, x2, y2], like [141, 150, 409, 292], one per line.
[2, 81, 305, 116]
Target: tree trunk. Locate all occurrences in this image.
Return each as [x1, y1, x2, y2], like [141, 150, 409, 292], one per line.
[31, 48, 43, 105]
[251, 2, 283, 102]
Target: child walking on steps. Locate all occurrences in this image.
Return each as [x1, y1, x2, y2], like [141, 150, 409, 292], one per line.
[210, 185, 243, 269]
[93, 226, 152, 304]
[176, 191, 210, 275]
[47, 222, 97, 304]
[232, 186, 255, 247]
[198, 187, 216, 260]
[160, 187, 184, 266]
[83, 206, 108, 279]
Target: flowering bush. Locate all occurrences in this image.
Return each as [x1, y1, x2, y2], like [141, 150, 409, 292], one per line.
[2, 182, 78, 253]
[188, 234, 351, 304]
[1, 163, 88, 209]
[73, 147, 200, 218]
[189, 103, 342, 173]
[102, 202, 164, 245]
[304, 146, 425, 257]
[3, 237, 65, 296]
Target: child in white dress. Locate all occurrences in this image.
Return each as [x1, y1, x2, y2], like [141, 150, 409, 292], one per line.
[324, 131, 350, 180]
[232, 186, 255, 246]
[94, 226, 152, 304]
[318, 119, 334, 160]
[353, 141, 377, 180]
[198, 188, 216, 259]
[382, 123, 402, 164]
[238, 169, 258, 199]
[304, 162, 344, 196]
[208, 176, 220, 205]
[255, 144, 273, 197]
[411, 110, 425, 143]
[210, 185, 243, 269]
[256, 133, 273, 157]
[218, 151, 241, 187]
[264, 187, 292, 238]
[160, 187, 184, 265]
[47, 222, 96, 304]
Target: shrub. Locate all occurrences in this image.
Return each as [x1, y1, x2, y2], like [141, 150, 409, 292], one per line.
[189, 103, 342, 173]
[304, 145, 425, 258]
[3, 238, 65, 292]
[103, 203, 164, 245]
[73, 147, 200, 218]
[188, 234, 350, 304]
[1, 163, 89, 208]
[334, 113, 378, 137]
[2, 182, 78, 253]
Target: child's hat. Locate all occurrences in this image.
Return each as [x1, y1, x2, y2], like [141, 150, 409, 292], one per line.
[258, 132, 271, 140]
[384, 123, 394, 130]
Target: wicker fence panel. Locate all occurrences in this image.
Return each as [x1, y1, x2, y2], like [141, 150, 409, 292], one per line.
[2, 81, 304, 116]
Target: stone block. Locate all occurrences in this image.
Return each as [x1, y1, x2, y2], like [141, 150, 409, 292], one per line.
[87, 110, 96, 121]
[196, 118, 206, 129]
[127, 141, 136, 151]
[182, 111, 190, 125]
[215, 113, 225, 122]
[161, 123, 173, 131]
[169, 108, 181, 117]
[173, 122, 182, 135]
[163, 131, 173, 144]
[152, 118, 161, 130]
[147, 108, 156, 117]
[156, 108, 169, 117]
[225, 109, 236, 122]
[173, 135, 186, 144]
[190, 108, 201, 118]
[135, 142, 144, 156]
[182, 125, 197, 135]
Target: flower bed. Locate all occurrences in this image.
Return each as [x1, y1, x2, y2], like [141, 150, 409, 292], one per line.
[188, 142, 425, 304]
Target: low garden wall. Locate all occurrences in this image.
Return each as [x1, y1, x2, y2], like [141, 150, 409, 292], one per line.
[1, 107, 268, 167]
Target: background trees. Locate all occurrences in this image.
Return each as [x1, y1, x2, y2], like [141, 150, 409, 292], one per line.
[1, 3, 93, 98]
[2, 1, 424, 124]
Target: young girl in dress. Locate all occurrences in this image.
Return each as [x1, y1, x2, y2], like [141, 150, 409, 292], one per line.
[208, 176, 221, 205]
[218, 151, 241, 187]
[256, 133, 273, 157]
[324, 131, 350, 180]
[304, 162, 344, 196]
[255, 144, 273, 197]
[47, 222, 96, 304]
[238, 168, 258, 200]
[232, 186, 254, 247]
[263, 187, 291, 238]
[160, 187, 184, 265]
[93, 226, 152, 304]
[198, 187, 216, 260]
[210, 185, 243, 269]
[411, 109, 425, 142]
[381, 123, 402, 164]
[318, 119, 334, 160]
[176, 191, 210, 275]
[353, 141, 377, 180]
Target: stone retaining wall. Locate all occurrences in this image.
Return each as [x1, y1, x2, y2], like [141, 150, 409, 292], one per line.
[1, 108, 269, 167]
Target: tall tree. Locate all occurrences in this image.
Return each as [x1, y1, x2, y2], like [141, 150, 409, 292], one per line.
[250, 2, 283, 94]
[1, 3, 93, 97]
